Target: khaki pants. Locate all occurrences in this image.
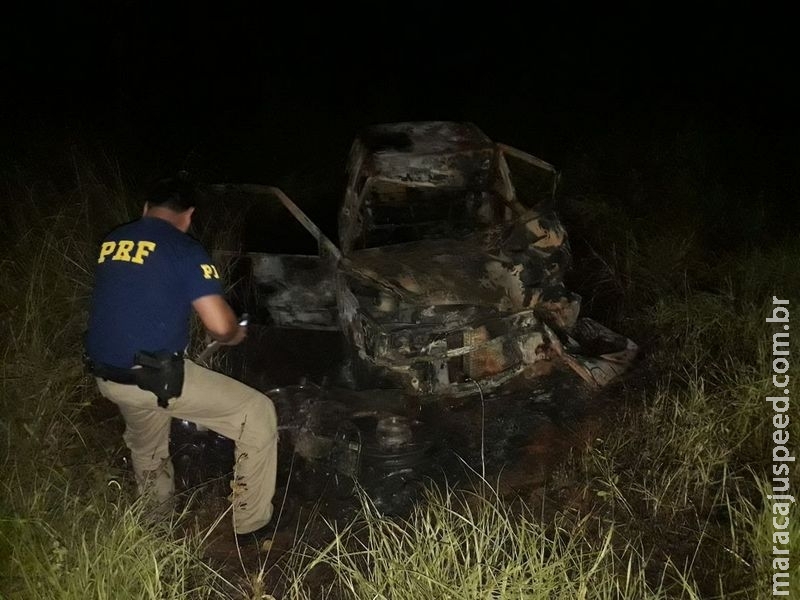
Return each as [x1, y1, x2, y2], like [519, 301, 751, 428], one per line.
[96, 359, 278, 535]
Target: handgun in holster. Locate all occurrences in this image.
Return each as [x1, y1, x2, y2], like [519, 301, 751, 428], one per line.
[133, 350, 185, 408]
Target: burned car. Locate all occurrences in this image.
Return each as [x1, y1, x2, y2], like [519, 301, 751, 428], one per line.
[217, 121, 637, 400]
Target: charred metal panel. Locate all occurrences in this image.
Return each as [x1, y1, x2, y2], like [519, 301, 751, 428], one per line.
[248, 253, 338, 330]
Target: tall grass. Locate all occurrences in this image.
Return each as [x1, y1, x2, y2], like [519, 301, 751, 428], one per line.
[2, 143, 797, 599]
[0, 158, 236, 599]
[282, 487, 702, 599]
[558, 192, 799, 597]
[1, 481, 233, 599]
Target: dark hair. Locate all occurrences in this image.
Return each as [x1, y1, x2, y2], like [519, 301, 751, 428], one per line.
[146, 171, 197, 212]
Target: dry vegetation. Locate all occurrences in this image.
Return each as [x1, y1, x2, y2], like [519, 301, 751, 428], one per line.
[1, 140, 797, 598]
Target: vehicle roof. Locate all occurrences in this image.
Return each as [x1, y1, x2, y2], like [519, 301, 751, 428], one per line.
[357, 121, 494, 157]
[354, 121, 496, 186]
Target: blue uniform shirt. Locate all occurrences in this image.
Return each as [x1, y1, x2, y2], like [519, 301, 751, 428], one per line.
[86, 216, 224, 368]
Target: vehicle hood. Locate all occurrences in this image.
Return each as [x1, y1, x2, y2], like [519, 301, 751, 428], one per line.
[346, 237, 524, 312]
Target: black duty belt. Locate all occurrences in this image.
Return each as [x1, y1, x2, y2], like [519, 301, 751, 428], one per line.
[85, 351, 185, 409]
[87, 361, 140, 385]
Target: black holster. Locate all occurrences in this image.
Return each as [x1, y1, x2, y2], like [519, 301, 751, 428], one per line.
[133, 350, 185, 408]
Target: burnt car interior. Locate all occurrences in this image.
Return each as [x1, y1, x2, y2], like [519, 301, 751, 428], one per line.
[359, 182, 501, 248]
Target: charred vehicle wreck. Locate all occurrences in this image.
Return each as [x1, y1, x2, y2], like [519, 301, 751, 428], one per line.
[172, 122, 639, 509]
[218, 121, 638, 400]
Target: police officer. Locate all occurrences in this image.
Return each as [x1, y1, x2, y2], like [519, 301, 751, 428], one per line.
[85, 175, 276, 545]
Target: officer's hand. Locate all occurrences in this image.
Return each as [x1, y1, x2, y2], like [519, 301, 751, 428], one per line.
[193, 296, 248, 347]
[220, 324, 247, 346]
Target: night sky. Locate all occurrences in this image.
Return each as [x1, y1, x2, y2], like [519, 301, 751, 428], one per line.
[2, 3, 796, 223]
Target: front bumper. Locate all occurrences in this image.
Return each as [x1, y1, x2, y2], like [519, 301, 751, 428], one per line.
[353, 308, 560, 397]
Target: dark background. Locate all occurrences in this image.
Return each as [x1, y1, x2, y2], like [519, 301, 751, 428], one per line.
[2, 3, 796, 237]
